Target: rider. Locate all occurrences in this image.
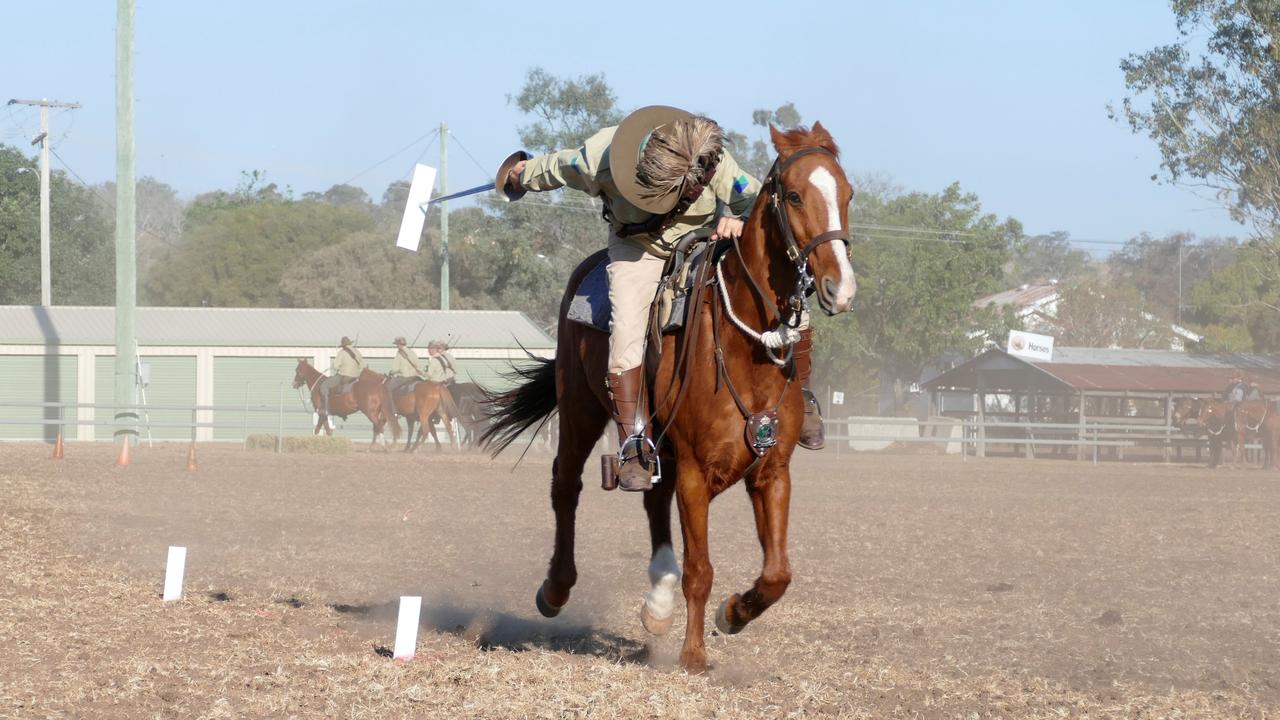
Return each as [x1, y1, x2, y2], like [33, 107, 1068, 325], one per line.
[1224, 376, 1248, 403]
[497, 105, 826, 491]
[424, 339, 457, 385]
[387, 336, 424, 395]
[318, 336, 365, 414]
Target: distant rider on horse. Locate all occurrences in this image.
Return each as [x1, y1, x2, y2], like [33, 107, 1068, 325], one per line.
[424, 339, 457, 385]
[318, 336, 365, 415]
[387, 336, 424, 395]
[498, 106, 827, 491]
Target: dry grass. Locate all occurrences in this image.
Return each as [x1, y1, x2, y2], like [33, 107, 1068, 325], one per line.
[1, 443, 1278, 718]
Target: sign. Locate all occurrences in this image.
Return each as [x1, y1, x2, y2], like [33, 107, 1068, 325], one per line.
[1006, 330, 1054, 362]
[831, 391, 845, 406]
[393, 595, 422, 660]
[163, 546, 186, 602]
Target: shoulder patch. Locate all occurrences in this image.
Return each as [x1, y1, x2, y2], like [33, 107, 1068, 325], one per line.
[732, 175, 749, 194]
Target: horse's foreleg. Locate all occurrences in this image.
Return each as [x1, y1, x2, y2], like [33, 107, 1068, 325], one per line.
[640, 461, 679, 636]
[676, 461, 714, 672]
[716, 468, 793, 638]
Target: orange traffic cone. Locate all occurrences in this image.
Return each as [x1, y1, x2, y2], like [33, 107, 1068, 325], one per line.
[51, 432, 65, 460]
[115, 439, 131, 468]
[185, 443, 198, 473]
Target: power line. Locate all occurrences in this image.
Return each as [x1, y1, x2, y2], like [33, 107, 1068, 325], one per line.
[341, 127, 439, 186]
[49, 147, 114, 208]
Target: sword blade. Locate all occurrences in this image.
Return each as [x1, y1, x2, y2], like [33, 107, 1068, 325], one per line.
[420, 182, 496, 208]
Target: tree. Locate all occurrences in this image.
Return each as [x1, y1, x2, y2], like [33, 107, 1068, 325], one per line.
[815, 182, 1019, 412]
[1186, 242, 1280, 350]
[1006, 231, 1092, 286]
[144, 194, 374, 306]
[725, 102, 804, 178]
[1115, 0, 1280, 327]
[1054, 279, 1178, 348]
[0, 143, 115, 304]
[511, 67, 624, 153]
[95, 177, 186, 276]
[1106, 231, 1239, 321]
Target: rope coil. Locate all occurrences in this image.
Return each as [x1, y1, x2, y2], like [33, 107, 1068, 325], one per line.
[715, 260, 801, 366]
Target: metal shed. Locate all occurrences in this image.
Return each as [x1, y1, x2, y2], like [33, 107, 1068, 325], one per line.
[0, 305, 555, 442]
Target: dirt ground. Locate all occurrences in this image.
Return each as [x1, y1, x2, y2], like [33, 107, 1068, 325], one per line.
[3, 442, 1280, 719]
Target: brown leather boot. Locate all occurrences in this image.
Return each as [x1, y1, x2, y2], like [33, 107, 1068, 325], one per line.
[606, 367, 655, 491]
[793, 328, 825, 450]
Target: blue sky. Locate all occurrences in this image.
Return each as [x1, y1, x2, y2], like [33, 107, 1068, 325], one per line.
[0, 1, 1244, 250]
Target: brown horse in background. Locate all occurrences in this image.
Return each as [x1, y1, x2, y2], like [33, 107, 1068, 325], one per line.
[389, 381, 458, 451]
[292, 359, 400, 452]
[1233, 399, 1277, 470]
[483, 125, 856, 671]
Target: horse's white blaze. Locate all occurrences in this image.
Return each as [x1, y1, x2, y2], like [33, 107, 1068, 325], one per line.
[644, 543, 681, 620]
[807, 166, 856, 308]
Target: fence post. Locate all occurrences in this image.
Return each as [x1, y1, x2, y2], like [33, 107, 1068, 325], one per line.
[976, 394, 986, 458]
[242, 383, 250, 450]
[276, 383, 284, 454]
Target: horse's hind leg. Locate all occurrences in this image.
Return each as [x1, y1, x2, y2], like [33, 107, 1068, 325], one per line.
[403, 417, 416, 452]
[640, 457, 679, 636]
[715, 466, 794, 641]
[537, 399, 608, 618]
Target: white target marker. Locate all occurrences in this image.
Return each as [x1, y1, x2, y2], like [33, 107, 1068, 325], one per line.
[395, 164, 438, 252]
[162, 546, 186, 602]
[392, 595, 422, 660]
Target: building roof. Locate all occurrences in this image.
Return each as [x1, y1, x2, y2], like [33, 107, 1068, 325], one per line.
[0, 306, 555, 349]
[973, 283, 1058, 310]
[924, 347, 1280, 395]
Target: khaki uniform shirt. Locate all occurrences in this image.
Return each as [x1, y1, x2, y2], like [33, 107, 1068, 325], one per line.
[334, 346, 365, 378]
[389, 347, 423, 378]
[424, 351, 457, 383]
[519, 126, 762, 257]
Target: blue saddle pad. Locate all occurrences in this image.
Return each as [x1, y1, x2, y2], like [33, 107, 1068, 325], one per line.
[567, 256, 610, 332]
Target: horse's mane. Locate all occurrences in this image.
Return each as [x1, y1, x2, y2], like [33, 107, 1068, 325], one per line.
[770, 122, 839, 159]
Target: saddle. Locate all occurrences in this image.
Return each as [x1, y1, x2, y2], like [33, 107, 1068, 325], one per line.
[391, 379, 421, 397]
[334, 376, 359, 395]
[566, 228, 723, 337]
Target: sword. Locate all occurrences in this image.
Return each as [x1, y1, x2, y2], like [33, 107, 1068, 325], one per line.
[419, 182, 496, 211]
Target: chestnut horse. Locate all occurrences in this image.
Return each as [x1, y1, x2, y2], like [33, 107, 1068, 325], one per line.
[291, 359, 400, 452]
[389, 381, 458, 451]
[1233, 399, 1277, 469]
[482, 125, 856, 670]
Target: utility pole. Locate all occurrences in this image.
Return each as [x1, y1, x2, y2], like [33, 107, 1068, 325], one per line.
[115, 0, 138, 444]
[439, 121, 449, 311]
[7, 97, 81, 306]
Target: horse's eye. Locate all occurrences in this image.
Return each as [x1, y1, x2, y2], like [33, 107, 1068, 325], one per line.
[786, 191, 802, 206]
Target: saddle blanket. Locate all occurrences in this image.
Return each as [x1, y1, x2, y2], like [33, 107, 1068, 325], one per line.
[567, 243, 717, 333]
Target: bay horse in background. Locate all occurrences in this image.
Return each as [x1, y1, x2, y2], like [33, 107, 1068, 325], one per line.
[292, 359, 400, 452]
[483, 125, 856, 671]
[389, 380, 458, 451]
[431, 382, 490, 447]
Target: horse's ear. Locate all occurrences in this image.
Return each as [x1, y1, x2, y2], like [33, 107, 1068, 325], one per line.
[769, 125, 788, 156]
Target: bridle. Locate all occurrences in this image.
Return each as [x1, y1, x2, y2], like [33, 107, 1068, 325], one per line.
[766, 147, 852, 271]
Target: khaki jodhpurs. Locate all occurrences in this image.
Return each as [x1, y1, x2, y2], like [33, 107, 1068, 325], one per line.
[604, 231, 813, 374]
[606, 233, 666, 374]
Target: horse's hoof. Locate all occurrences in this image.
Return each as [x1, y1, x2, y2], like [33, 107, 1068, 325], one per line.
[715, 596, 746, 635]
[535, 582, 562, 618]
[640, 604, 674, 636]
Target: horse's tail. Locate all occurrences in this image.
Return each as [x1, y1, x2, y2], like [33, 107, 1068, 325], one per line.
[479, 356, 557, 457]
[381, 382, 401, 442]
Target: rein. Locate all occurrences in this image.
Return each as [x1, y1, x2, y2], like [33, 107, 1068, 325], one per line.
[1244, 402, 1269, 432]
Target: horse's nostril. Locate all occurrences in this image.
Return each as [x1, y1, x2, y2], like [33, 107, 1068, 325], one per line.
[823, 277, 837, 299]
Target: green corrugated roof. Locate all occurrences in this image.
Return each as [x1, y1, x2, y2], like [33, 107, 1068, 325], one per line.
[0, 306, 555, 349]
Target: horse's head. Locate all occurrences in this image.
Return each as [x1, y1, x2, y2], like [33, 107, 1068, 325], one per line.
[292, 358, 311, 389]
[766, 122, 856, 315]
[1199, 399, 1230, 433]
[1171, 397, 1201, 429]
